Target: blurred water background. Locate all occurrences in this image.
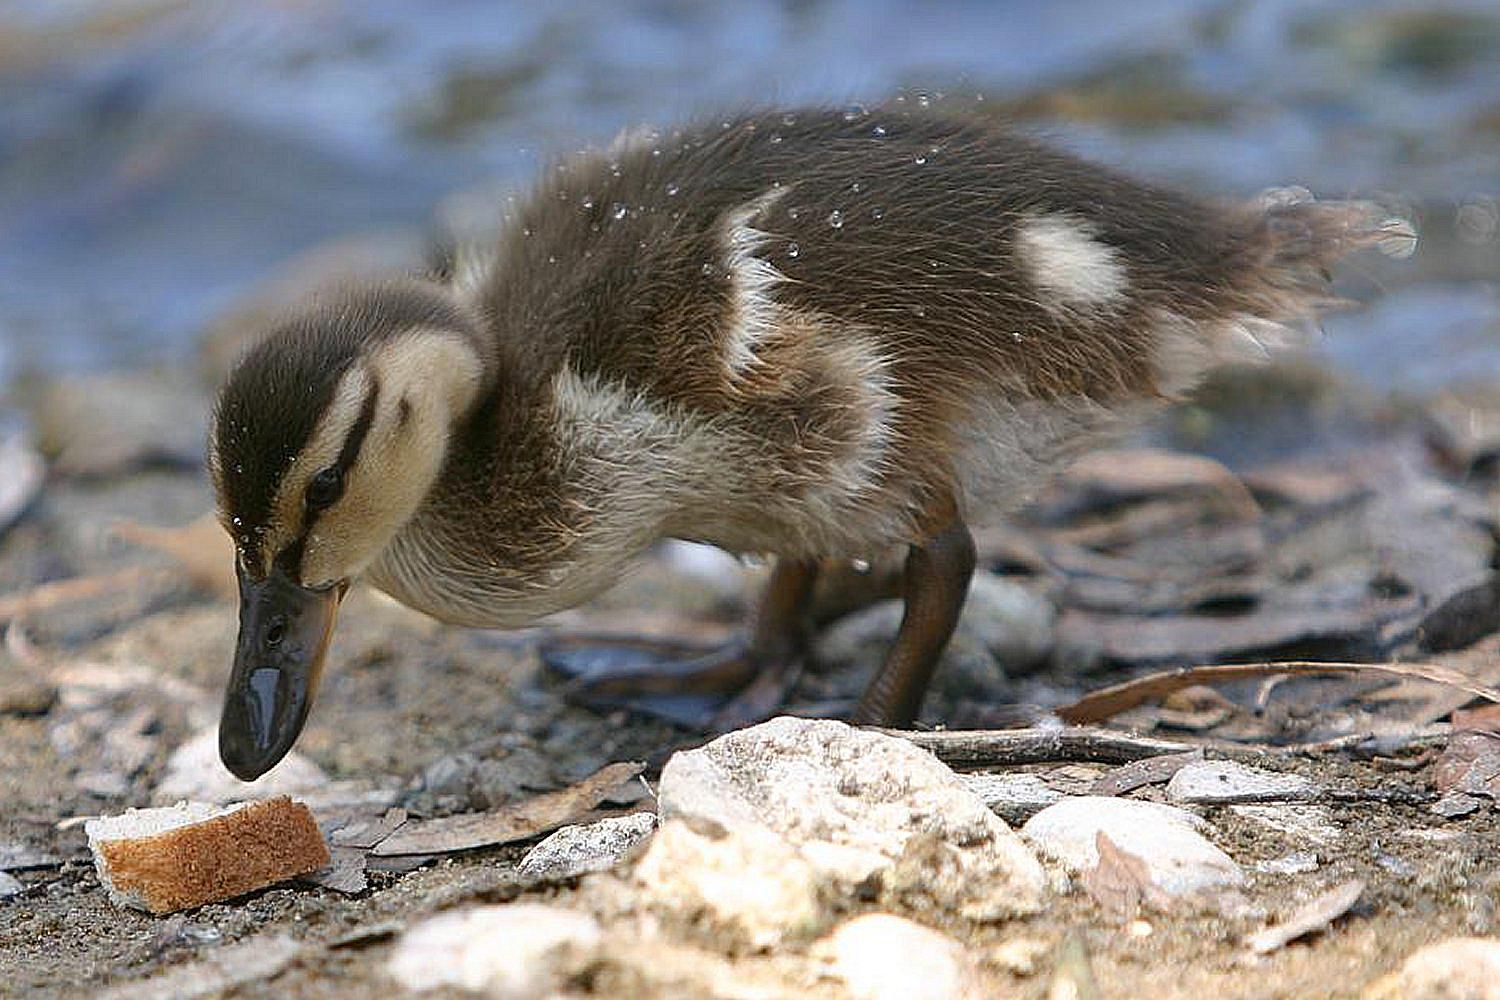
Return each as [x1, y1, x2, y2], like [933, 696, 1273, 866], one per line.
[1, 0, 1496, 392]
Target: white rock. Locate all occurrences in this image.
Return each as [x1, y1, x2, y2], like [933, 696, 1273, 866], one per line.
[1231, 803, 1341, 842]
[658, 717, 1046, 919]
[154, 728, 328, 805]
[386, 904, 601, 997]
[633, 819, 824, 950]
[518, 812, 657, 881]
[1253, 851, 1320, 876]
[1365, 937, 1500, 999]
[819, 914, 975, 1000]
[1021, 796, 1245, 895]
[960, 772, 1064, 824]
[1166, 761, 1314, 804]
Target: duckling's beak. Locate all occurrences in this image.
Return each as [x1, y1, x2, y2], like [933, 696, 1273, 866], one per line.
[219, 564, 345, 780]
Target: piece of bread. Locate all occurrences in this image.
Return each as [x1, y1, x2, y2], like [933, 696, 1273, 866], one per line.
[85, 797, 330, 914]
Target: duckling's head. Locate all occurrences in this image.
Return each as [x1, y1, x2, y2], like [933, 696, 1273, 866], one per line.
[210, 280, 487, 779]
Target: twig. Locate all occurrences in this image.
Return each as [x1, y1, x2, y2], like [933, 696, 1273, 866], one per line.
[1057, 661, 1500, 725]
[878, 727, 1195, 769]
[0, 566, 171, 627]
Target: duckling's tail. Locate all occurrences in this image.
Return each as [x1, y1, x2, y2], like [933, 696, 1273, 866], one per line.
[1242, 187, 1416, 277]
[1151, 193, 1415, 398]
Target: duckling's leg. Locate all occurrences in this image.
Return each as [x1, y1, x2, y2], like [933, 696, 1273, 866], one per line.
[849, 514, 977, 726]
[540, 559, 818, 727]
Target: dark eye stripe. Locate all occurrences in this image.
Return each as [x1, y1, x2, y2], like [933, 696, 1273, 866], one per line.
[335, 375, 381, 475]
[302, 374, 380, 535]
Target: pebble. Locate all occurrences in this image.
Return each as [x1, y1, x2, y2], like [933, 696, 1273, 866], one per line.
[1166, 761, 1315, 804]
[658, 717, 1046, 920]
[818, 914, 976, 1000]
[386, 904, 602, 997]
[0, 428, 43, 535]
[1363, 937, 1500, 999]
[633, 818, 824, 950]
[1253, 851, 1320, 876]
[518, 812, 657, 881]
[1021, 796, 1245, 895]
[0, 872, 21, 899]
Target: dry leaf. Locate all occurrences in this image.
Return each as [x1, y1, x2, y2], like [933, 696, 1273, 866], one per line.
[1058, 661, 1500, 726]
[371, 762, 644, 856]
[1432, 731, 1500, 800]
[1081, 831, 1170, 916]
[112, 514, 236, 600]
[1245, 880, 1365, 955]
[1091, 751, 1204, 797]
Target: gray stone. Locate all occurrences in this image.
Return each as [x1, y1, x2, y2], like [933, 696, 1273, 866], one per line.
[818, 914, 977, 1000]
[0, 872, 21, 899]
[658, 717, 1046, 920]
[386, 904, 602, 997]
[1167, 761, 1315, 804]
[518, 812, 657, 881]
[960, 772, 1064, 824]
[1021, 796, 1245, 895]
[98, 936, 300, 1000]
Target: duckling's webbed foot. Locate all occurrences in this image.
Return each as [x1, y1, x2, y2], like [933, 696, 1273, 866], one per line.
[540, 560, 818, 729]
[849, 515, 977, 727]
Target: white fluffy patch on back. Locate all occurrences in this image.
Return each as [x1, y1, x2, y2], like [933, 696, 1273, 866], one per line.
[1016, 213, 1128, 311]
[1150, 309, 1315, 397]
[720, 188, 790, 377]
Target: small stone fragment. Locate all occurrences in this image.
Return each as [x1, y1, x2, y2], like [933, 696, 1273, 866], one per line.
[633, 818, 824, 951]
[517, 811, 657, 881]
[1166, 760, 1315, 804]
[819, 914, 976, 1000]
[0, 871, 21, 899]
[1022, 796, 1245, 895]
[386, 904, 602, 996]
[86, 797, 329, 914]
[0, 843, 62, 871]
[1364, 937, 1500, 999]
[1253, 851, 1320, 876]
[989, 936, 1051, 977]
[658, 717, 1046, 917]
[301, 846, 368, 895]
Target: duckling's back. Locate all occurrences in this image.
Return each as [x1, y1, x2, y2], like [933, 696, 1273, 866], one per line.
[450, 106, 1403, 556]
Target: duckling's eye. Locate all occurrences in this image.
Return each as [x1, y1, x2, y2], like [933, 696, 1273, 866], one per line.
[305, 467, 344, 511]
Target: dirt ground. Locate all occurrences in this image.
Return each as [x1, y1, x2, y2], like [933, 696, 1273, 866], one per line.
[1, 360, 1499, 999]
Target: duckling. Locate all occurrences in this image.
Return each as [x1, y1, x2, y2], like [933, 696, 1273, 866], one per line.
[211, 106, 1408, 780]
